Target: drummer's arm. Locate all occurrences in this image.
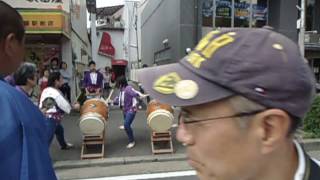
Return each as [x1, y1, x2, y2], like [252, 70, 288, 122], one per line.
[112, 96, 119, 106]
[131, 87, 147, 98]
[95, 88, 101, 95]
[96, 73, 103, 94]
[55, 94, 72, 114]
[85, 88, 90, 95]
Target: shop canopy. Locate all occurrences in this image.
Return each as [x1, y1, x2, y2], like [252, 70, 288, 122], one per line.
[112, 59, 128, 66]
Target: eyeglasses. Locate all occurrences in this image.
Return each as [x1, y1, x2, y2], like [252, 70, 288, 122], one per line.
[179, 109, 266, 125]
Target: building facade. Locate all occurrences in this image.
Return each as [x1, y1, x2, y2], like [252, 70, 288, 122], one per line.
[305, 0, 320, 82]
[140, 0, 315, 65]
[4, 0, 91, 101]
[141, 0, 198, 67]
[93, 5, 128, 80]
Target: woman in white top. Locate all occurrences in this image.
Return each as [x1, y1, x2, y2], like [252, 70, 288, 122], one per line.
[39, 72, 79, 149]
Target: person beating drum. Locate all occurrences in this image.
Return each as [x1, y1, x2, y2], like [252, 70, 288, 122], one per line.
[83, 61, 103, 100]
[39, 72, 80, 149]
[111, 76, 148, 149]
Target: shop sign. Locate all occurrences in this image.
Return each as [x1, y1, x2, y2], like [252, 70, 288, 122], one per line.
[5, 0, 70, 13]
[19, 10, 71, 38]
[98, 32, 115, 57]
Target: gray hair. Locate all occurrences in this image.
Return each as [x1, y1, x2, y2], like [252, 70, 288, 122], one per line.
[227, 95, 265, 129]
[14, 62, 37, 86]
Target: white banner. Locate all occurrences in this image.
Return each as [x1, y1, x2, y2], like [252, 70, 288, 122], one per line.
[4, 0, 70, 13]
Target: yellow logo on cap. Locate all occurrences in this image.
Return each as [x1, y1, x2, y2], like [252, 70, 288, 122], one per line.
[187, 30, 235, 68]
[153, 72, 182, 94]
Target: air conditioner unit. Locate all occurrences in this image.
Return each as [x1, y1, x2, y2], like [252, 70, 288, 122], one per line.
[97, 19, 107, 25]
[114, 21, 121, 28]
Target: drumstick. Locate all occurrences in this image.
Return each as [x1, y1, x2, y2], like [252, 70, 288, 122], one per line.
[75, 92, 82, 102]
[106, 89, 114, 103]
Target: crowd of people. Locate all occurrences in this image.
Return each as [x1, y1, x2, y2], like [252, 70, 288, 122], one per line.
[0, 2, 144, 179]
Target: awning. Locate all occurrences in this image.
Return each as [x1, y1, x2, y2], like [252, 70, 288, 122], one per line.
[112, 59, 128, 66]
[98, 32, 115, 57]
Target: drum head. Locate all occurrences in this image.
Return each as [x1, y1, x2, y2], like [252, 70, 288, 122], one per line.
[147, 110, 174, 132]
[84, 98, 108, 107]
[79, 115, 105, 135]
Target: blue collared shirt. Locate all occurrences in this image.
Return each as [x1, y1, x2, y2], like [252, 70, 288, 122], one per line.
[0, 78, 57, 180]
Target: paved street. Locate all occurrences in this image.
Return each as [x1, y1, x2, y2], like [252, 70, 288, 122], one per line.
[56, 161, 195, 180]
[50, 108, 184, 161]
[82, 170, 197, 180]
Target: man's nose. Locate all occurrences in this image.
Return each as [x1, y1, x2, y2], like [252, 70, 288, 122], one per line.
[176, 122, 194, 146]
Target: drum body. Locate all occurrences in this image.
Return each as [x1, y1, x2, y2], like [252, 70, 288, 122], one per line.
[80, 98, 108, 135]
[146, 100, 174, 132]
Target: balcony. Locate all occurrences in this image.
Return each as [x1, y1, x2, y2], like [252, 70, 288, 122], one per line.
[305, 31, 320, 59]
[97, 19, 124, 30]
[305, 31, 320, 48]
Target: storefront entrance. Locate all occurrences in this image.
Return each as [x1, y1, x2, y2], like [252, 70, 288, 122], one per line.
[25, 34, 64, 74]
[111, 59, 127, 82]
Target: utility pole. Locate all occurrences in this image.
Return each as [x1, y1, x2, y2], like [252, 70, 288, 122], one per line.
[125, 0, 140, 80]
[87, 0, 97, 62]
[91, 13, 98, 62]
[297, 0, 305, 57]
[134, 2, 140, 68]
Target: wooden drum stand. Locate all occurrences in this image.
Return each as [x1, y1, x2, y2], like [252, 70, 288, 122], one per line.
[81, 130, 105, 159]
[151, 131, 174, 154]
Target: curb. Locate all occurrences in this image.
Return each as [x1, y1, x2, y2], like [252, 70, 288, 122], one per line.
[54, 139, 320, 171]
[54, 154, 187, 170]
[302, 139, 320, 151]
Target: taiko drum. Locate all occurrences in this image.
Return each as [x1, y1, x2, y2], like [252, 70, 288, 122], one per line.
[146, 100, 174, 132]
[79, 98, 108, 135]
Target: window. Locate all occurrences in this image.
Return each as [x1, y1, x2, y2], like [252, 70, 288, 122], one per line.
[215, 0, 232, 27]
[234, 0, 250, 27]
[48, 21, 54, 26]
[40, 21, 46, 26]
[202, 0, 213, 27]
[251, 0, 268, 28]
[32, 21, 38, 26]
[24, 21, 29, 26]
[306, 0, 319, 31]
[202, 0, 268, 28]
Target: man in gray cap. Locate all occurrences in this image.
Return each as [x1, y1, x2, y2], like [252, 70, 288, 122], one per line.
[138, 28, 320, 180]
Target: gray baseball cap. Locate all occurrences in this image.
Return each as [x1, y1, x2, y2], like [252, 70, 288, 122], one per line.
[137, 28, 316, 119]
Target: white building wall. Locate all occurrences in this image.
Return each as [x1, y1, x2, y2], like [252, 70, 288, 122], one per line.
[61, 38, 74, 100]
[138, 0, 149, 62]
[70, 0, 91, 98]
[70, 0, 90, 65]
[124, 4, 138, 61]
[95, 30, 125, 70]
[128, 0, 149, 81]
[124, 1, 139, 81]
[71, 0, 89, 43]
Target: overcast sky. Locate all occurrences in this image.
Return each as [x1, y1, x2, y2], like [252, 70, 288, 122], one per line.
[96, 0, 124, 8]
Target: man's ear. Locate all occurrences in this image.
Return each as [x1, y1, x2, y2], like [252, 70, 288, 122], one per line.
[253, 109, 291, 154]
[4, 33, 17, 58]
